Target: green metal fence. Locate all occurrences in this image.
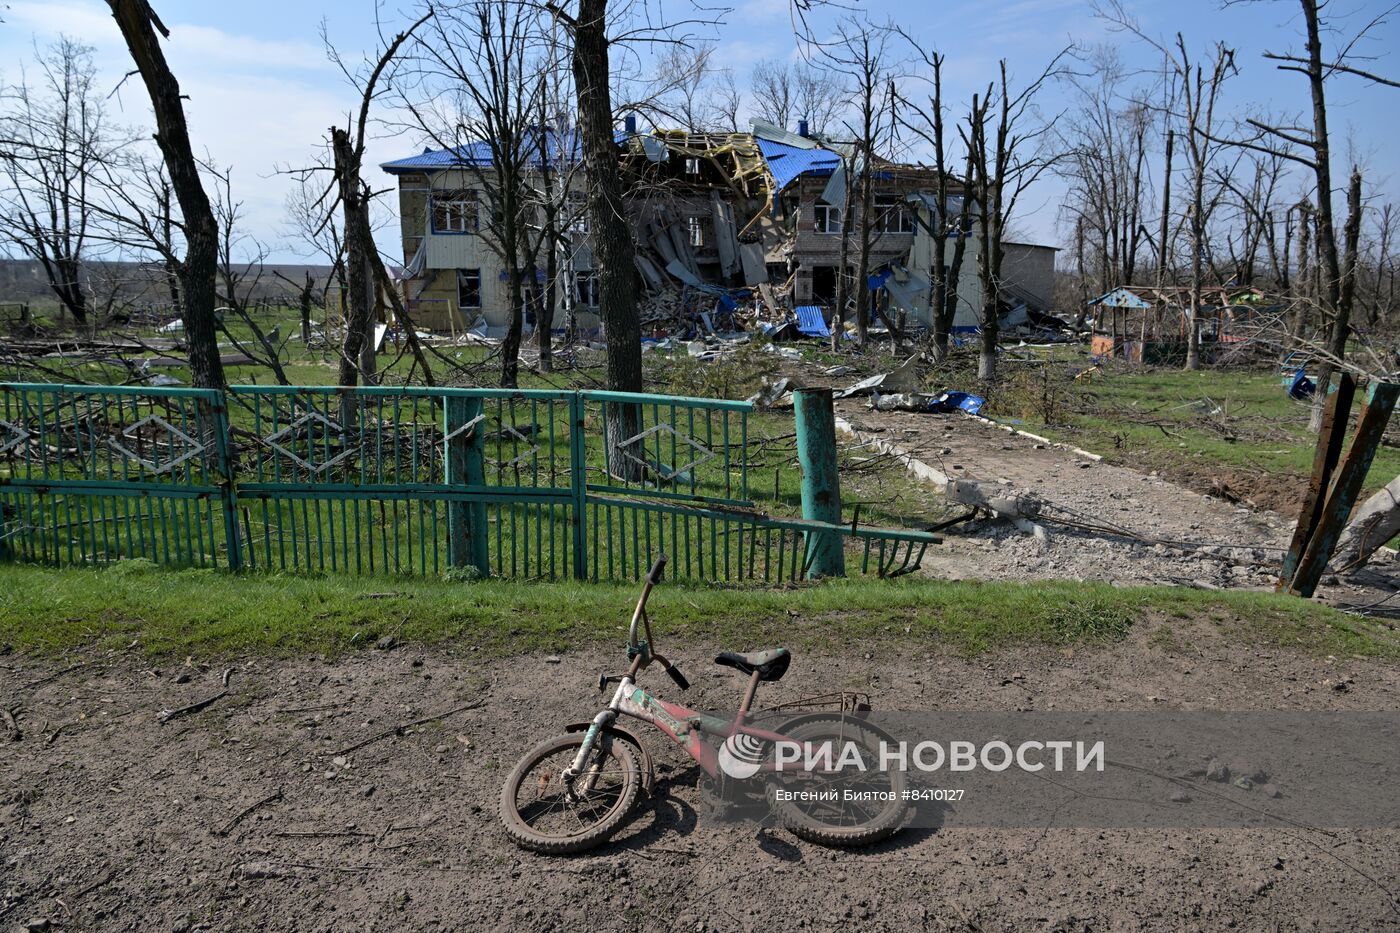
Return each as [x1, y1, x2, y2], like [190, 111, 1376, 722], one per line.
[0, 383, 936, 583]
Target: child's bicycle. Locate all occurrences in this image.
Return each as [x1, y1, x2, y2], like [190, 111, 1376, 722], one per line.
[499, 556, 907, 854]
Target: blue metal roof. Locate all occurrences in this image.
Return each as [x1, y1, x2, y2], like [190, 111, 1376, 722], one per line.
[382, 128, 631, 174]
[754, 138, 841, 192]
[795, 305, 832, 338]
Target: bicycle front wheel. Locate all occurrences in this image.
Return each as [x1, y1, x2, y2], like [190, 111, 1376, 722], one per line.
[499, 731, 641, 855]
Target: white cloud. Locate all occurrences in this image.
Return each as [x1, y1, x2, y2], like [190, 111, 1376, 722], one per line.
[164, 24, 330, 73]
[6, 0, 122, 44]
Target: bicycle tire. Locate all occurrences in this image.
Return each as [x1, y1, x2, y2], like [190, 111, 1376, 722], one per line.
[766, 715, 907, 847]
[499, 731, 641, 855]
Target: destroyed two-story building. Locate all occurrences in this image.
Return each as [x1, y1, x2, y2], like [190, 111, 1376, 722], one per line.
[380, 118, 1057, 339]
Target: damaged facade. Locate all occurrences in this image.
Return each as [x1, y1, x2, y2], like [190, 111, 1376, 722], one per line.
[381, 118, 1058, 339]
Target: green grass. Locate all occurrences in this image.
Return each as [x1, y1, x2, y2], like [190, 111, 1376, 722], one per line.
[1, 561, 1391, 661]
[994, 365, 1400, 505]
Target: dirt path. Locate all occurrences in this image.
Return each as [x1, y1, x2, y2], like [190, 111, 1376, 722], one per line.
[834, 398, 1400, 608]
[4, 624, 1398, 932]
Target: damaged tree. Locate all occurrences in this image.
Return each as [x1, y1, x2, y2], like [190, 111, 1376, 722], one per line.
[549, 0, 644, 470]
[1244, 0, 1397, 429]
[898, 42, 975, 362]
[106, 0, 225, 389]
[1332, 473, 1400, 573]
[962, 52, 1066, 384]
[407, 0, 560, 387]
[821, 18, 900, 348]
[0, 38, 123, 326]
[324, 10, 435, 388]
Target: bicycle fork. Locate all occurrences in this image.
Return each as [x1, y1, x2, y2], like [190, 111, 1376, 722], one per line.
[563, 676, 632, 799]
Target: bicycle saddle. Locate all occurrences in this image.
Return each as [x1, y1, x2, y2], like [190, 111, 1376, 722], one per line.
[714, 647, 791, 681]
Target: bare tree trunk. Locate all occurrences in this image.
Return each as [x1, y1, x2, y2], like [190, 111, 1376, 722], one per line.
[1287, 199, 1313, 356]
[1156, 129, 1173, 287]
[566, 0, 642, 470]
[831, 161, 855, 352]
[107, 0, 225, 390]
[539, 233, 557, 372]
[300, 271, 313, 343]
[855, 154, 873, 348]
[332, 126, 375, 387]
[501, 257, 524, 388]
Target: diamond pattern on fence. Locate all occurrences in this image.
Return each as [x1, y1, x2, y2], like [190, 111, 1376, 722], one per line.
[107, 414, 207, 475]
[261, 410, 356, 474]
[0, 383, 938, 582]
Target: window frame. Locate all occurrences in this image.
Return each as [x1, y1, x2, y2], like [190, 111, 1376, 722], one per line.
[875, 194, 914, 234]
[813, 203, 843, 235]
[574, 271, 600, 308]
[431, 189, 479, 234]
[457, 268, 483, 310]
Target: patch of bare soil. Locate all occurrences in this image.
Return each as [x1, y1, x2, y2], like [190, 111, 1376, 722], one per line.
[1171, 463, 1310, 516]
[3, 627, 1398, 932]
[834, 399, 1400, 612]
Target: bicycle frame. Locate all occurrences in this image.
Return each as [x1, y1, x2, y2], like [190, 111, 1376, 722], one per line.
[580, 672, 794, 782]
[564, 555, 796, 787]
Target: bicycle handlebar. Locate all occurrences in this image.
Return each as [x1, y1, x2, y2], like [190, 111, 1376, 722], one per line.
[645, 556, 667, 585]
[627, 555, 669, 651]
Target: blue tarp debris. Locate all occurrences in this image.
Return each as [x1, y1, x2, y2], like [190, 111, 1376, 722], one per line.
[930, 391, 986, 415]
[1288, 366, 1315, 400]
[795, 305, 831, 338]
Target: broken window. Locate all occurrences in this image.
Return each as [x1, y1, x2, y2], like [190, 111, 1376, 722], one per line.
[574, 271, 599, 307]
[457, 269, 482, 309]
[684, 157, 700, 175]
[813, 203, 842, 235]
[876, 194, 914, 234]
[432, 190, 479, 233]
[687, 215, 705, 247]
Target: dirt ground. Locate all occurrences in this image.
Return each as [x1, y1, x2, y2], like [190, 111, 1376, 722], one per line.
[4, 616, 1399, 932]
[833, 397, 1400, 616]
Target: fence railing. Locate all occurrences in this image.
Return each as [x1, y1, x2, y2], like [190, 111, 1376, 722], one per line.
[0, 383, 937, 583]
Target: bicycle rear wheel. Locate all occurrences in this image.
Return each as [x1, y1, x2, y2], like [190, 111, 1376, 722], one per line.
[500, 731, 641, 855]
[766, 715, 907, 847]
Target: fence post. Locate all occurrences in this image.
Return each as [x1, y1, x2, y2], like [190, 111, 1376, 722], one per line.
[1279, 372, 1354, 589]
[569, 393, 589, 580]
[210, 391, 242, 571]
[1289, 380, 1400, 598]
[445, 395, 490, 576]
[0, 497, 11, 563]
[793, 387, 845, 578]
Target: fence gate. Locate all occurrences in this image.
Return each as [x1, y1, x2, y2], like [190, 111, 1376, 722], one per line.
[0, 383, 936, 583]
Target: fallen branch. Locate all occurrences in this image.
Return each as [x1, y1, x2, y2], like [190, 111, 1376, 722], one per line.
[332, 700, 484, 757]
[1, 706, 20, 742]
[45, 721, 75, 746]
[158, 668, 235, 724]
[213, 788, 284, 837]
[24, 661, 90, 690]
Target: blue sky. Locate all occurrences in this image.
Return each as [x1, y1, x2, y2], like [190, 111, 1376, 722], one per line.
[3, 0, 1398, 263]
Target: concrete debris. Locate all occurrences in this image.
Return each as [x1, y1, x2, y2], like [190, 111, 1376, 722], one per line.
[747, 376, 795, 409]
[1331, 474, 1400, 573]
[837, 354, 921, 398]
[949, 479, 1050, 540]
